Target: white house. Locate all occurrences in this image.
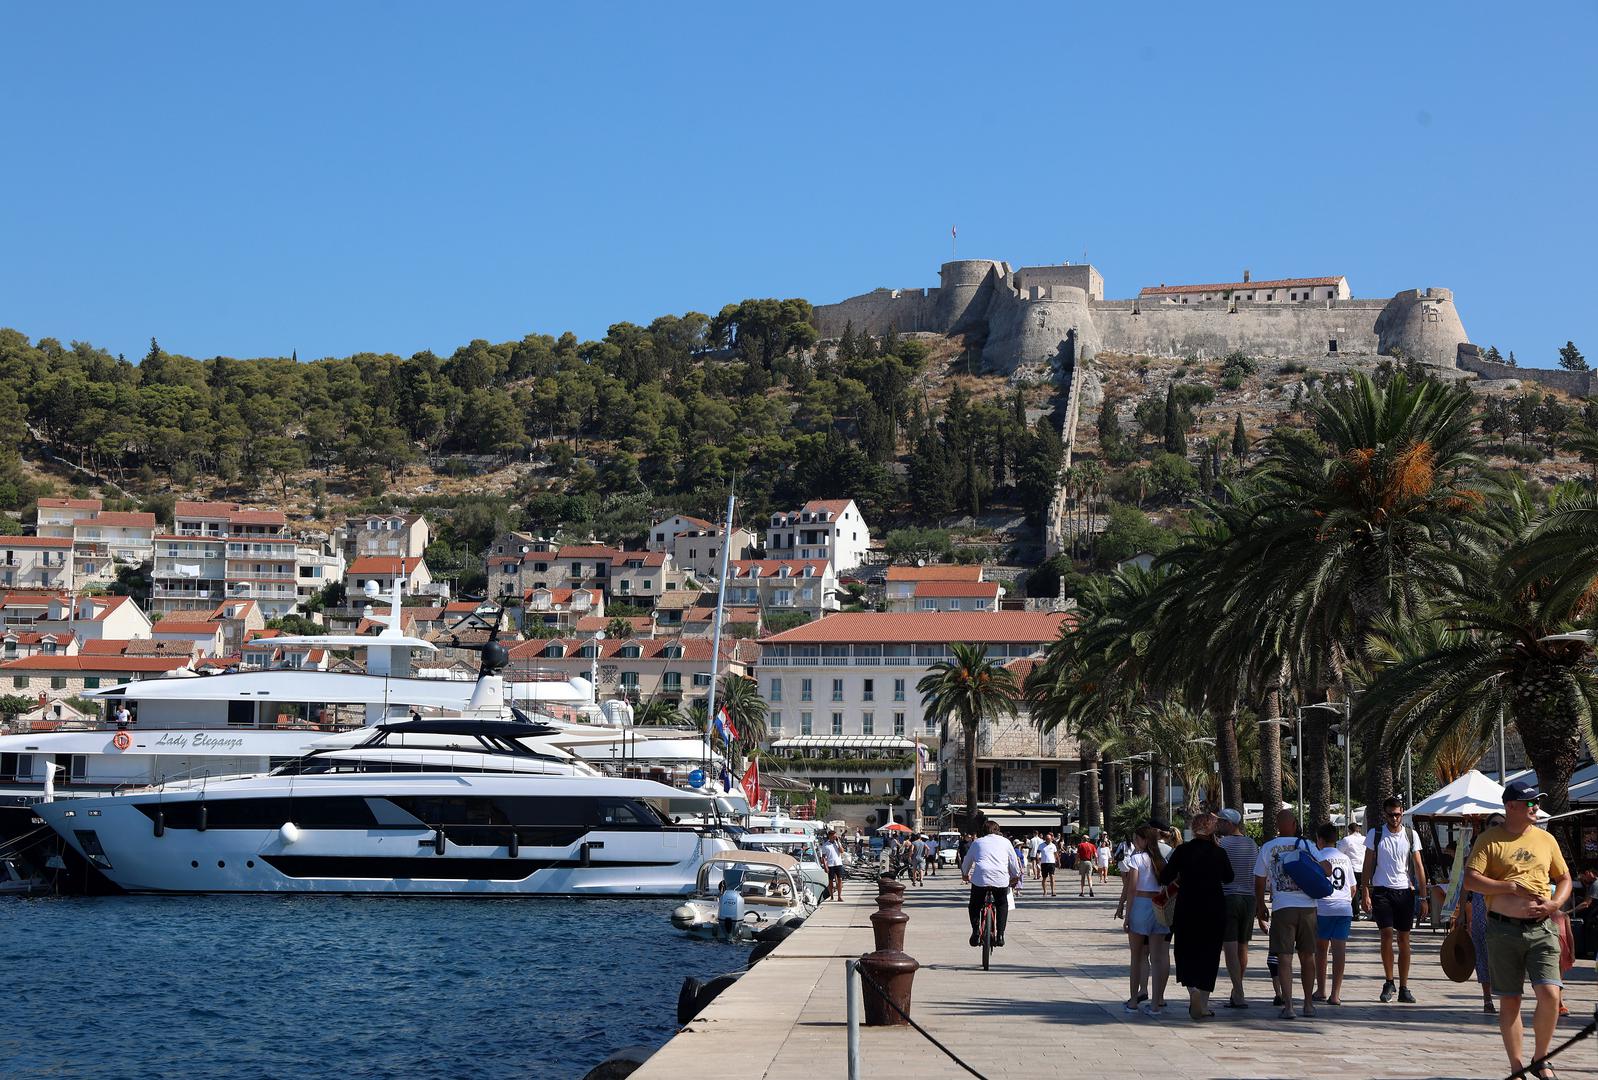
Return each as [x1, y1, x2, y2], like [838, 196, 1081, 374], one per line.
[69, 510, 157, 586]
[884, 564, 986, 612]
[347, 556, 434, 597]
[765, 498, 870, 572]
[0, 537, 74, 590]
[725, 559, 838, 621]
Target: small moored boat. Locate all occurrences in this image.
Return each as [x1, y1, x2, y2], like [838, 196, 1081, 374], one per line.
[669, 850, 815, 942]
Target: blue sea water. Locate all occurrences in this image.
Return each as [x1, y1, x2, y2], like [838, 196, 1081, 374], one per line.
[1, 895, 742, 1080]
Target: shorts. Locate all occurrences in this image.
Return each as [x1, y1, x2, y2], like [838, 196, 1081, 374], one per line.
[1268, 906, 1318, 955]
[1370, 886, 1415, 932]
[1317, 914, 1353, 941]
[1486, 916, 1563, 998]
[1127, 896, 1169, 937]
[1040, 863, 1056, 879]
[1078, 861, 1093, 876]
[826, 866, 844, 882]
[1223, 894, 1256, 943]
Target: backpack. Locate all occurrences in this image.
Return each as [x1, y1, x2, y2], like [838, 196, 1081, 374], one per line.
[1281, 838, 1334, 899]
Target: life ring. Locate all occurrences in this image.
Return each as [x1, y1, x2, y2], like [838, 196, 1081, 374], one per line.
[112, 731, 131, 751]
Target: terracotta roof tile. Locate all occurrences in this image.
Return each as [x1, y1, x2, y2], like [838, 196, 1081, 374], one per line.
[729, 559, 828, 578]
[885, 565, 984, 582]
[761, 611, 1071, 645]
[556, 544, 624, 560]
[2, 536, 73, 549]
[0, 654, 191, 672]
[38, 498, 104, 511]
[1139, 276, 1343, 297]
[73, 511, 157, 528]
[348, 556, 422, 575]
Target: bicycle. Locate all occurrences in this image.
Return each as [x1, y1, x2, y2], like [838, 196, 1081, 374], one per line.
[977, 886, 998, 970]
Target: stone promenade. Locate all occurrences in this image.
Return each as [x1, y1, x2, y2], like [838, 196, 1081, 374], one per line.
[633, 870, 1598, 1080]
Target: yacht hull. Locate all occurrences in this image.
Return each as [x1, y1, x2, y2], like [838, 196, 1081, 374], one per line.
[35, 776, 734, 897]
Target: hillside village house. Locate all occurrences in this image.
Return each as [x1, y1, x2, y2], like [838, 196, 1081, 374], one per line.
[151, 501, 300, 618]
[647, 515, 758, 582]
[1, 630, 78, 660]
[149, 614, 228, 657]
[883, 564, 1001, 612]
[35, 499, 156, 587]
[521, 587, 604, 633]
[936, 657, 1083, 806]
[295, 540, 346, 606]
[343, 512, 430, 560]
[504, 635, 757, 711]
[755, 611, 1072, 828]
[211, 598, 266, 655]
[68, 511, 157, 586]
[346, 556, 434, 598]
[725, 559, 838, 621]
[765, 498, 871, 572]
[0, 653, 193, 699]
[0, 592, 152, 643]
[0, 537, 73, 590]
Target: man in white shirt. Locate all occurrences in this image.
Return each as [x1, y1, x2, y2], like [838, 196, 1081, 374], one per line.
[1361, 797, 1428, 1003]
[1254, 809, 1321, 1019]
[1037, 833, 1060, 897]
[1027, 832, 1043, 880]
[1338, 821, 1368, 918]
[961, 821, 1023, 947]
[820, 832, 844, 901]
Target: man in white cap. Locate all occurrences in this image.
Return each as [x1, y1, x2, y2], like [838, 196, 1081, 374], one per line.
[1215, 807, 1260, 1008]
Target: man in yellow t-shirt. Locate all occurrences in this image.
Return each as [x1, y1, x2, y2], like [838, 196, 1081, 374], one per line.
[1464, 781, 1572, 1079]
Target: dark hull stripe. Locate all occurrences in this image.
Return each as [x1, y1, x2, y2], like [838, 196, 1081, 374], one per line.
[260, 854, 679, 881]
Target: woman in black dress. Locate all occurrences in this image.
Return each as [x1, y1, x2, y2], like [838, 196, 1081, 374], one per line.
[1158, 810, 1233, 1020]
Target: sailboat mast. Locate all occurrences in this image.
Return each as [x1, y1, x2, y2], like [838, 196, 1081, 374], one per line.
[701, 487, 737, 773]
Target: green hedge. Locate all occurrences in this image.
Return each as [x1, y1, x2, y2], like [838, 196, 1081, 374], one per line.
[760, 755, 914, 773]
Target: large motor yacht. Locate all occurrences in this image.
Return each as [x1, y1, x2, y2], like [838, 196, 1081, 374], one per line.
[34, 716, 736, 896]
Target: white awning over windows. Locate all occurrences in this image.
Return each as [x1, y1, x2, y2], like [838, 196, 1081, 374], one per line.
[772, 735, 917, 751]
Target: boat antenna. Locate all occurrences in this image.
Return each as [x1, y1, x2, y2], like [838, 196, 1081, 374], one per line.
[701, 479, 737, 781]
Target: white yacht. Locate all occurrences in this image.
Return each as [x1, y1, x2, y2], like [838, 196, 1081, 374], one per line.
[34, 716, 736, 896]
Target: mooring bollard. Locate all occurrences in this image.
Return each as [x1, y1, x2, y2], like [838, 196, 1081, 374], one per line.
[859, 874, 919, 1025]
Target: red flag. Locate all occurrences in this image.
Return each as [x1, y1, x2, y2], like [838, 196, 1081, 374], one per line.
[741, 759, 761, 812]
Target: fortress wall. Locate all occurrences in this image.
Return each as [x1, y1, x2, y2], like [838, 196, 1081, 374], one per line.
[813, 288, 937, 338]
[1091, 301, 1389, 359]
[1013, 265, 1104, 301]
[1458, 352, 1593, 396]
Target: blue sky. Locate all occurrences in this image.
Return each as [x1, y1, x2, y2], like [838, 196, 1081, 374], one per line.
[2, 4, 1594, 368]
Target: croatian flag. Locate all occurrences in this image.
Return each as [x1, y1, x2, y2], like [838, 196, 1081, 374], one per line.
[718, 704, 738, 741]
[916, 743, 930, 771]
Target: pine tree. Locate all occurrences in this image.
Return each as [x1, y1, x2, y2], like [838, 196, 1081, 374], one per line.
[838, 322, 858, 364]
[1507, 351, 1518, 368]
[1231, 414, 1248, 459]
[1484, 345, 1502, 362]
[1559, 341, 1588, 372]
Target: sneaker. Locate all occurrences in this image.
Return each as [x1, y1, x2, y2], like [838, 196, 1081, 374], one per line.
[1397, 987, 1416, 1004]
[969, 932, 980, 947]
[994, 935, 1005, 947]
[1380, 980, 1396, 1003]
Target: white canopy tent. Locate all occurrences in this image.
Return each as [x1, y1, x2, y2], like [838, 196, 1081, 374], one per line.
[1404, 769, 1512, 821]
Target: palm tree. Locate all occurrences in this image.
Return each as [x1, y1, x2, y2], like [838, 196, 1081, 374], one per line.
[919, 642, 1019, 831]
[1212, 371, 1488, 826]
[1361, 481, 1598, 815]
[634, 698, 683, 727]
[717, 673, 768, 765]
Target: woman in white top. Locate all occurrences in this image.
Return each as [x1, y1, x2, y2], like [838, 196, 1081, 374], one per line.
[1113, 825, 1172, 1016]
[1095, 838, 1112, 883]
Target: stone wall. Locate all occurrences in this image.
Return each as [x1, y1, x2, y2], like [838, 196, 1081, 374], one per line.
[812, 288, 938, 338]
[1458, 347, 1593, 396]
[1091, 300, 1389, 360]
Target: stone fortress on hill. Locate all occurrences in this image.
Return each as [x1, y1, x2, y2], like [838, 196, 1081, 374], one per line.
[813, 258, 1475, 376]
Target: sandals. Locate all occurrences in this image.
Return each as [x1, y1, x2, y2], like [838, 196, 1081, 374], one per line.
[1530, 1063, 1559, 1080]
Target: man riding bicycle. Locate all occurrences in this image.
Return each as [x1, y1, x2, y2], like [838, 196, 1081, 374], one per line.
[961, 820, 1023, 948]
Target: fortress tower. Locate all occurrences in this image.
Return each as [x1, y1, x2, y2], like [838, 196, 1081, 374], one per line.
[812, 259, 1472, 376]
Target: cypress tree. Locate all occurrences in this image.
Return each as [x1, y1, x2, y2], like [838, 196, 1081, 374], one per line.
[1231, 414, 1248, 459]
[1163, 385, 1186, 455]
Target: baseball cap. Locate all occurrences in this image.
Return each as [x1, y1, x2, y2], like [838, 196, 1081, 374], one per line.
[1219, 808, 1243, 825]
[1503, 780, 1542, 804]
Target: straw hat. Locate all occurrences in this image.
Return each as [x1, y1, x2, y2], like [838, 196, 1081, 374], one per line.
[1439, 920, 1476, 983]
